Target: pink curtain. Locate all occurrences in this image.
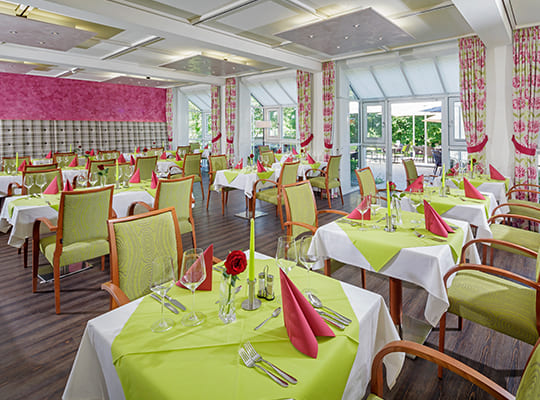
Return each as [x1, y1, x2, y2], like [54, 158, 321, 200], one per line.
[211, 85, 221, 154]
[322, 62, 335, 161]
[165, 88, 173, 150]
[459, 37, 488, 174]
[224, 78, 237, 162]
[512, 26, 540, 201]
[296, 70, 312, 151]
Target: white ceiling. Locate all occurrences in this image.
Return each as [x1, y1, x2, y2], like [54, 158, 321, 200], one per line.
[0, 0, 536, 87]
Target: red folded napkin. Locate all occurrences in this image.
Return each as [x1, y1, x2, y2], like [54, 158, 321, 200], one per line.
[160, 152, 167, 160]
[204, 144, 209, 149]
[43, 176, 59, 194]
[175, 152, 181, 161]
[348, 196, 371, 220]
[280, 269, 334, 358]
[17, 160, 26, 172]
[234, 158, 243, 169]
[130, 155, 136, 166]
[177, 245, 214, 291]
[405, 175, 424, 192]
[447, 166, 457, 176]
[45, 151, 52, 159]
[284, 155, 293, 163]
[63, 180, 73, 192]
[463, 177, 486, 200]
[292, 148, 298, 155]
[89, 149, 95, 156]
[150, 171, 158, 189]
[84, 158, 90, 170]
[489, 164, 505, 181]
[136, 147, 140, 153]
[277, 148, 282, 154]
[68, 157, 78, 167]
[129, 169, 140, 183]
[257, 160, 266, 172]
[118, 154, 126, 163]
[424, 200, 454, 237]
[306, 153, 316, 164]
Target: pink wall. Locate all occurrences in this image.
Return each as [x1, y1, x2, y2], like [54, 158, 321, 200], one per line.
[0, 72, 166, 122]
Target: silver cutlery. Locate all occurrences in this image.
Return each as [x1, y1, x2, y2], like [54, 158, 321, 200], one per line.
[412, 229, 424, 238]
[316, 310, 346, 330]
[254, 307, 281, 330]
[150, 293, 179, 314]
[164, 294, 186, 311]
[213, 265, 225, 273]
[238, 348, 288, 387]
[307, 293, 352, 325]
[244, 341, 297, 384]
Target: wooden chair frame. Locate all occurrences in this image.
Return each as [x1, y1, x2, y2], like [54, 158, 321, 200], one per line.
[2, 155, 31, 171]
[180, 153, 204, 200]
[134, 155, 158, 181]
[206, 154, 233, 215]
[354, 167, 387, 201]
[306, 155, 344, 208]
[24, 163, 58, 172]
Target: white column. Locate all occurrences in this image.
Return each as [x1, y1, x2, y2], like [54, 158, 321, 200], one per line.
[176, 88, 189, 148]
[237, 80, 251, 161]
[335, 61, 352, 193]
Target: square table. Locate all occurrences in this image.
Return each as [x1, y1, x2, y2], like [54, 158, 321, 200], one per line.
[434, 175, 509, 204]
[271, 160, 327, 180]
[63, 253, 404, 400]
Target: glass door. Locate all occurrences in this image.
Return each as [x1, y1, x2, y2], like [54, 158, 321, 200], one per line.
[360, 102, 388, 188]
[264, 108, 280, 146]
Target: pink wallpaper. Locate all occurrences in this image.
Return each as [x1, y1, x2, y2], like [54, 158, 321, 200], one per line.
[0, 72, 166, 122]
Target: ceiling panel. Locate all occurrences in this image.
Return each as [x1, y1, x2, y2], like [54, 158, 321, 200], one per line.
[509, 0, 540, 27]
[113, 48, 177, 65]
[162, 55, 258, 76]
[216, 1, 300, 31]
[372, 63, 411, 97]
[402, 58, 443, 95]
[152, 0, 235, 16]
[103, 76, 183, 87]
[436, 54, 460, 93]
[0, 60, 36, 73]
[346, 67, 384, 99]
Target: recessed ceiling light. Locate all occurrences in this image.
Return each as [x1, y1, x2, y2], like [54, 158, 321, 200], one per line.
[378, 36, 383, 41]
[51, 32, 59, 35]
[344, 36, 349, 40]
[354, 24, 360, 28]
[336, 45, 341, 49]
[309, 34, 314, 38]
[232, 66, 236, 70]
[38, 41, 45, 45]
[9, 30, 17, 34]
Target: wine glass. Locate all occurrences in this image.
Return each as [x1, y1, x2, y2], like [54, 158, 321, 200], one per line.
[275, 236, 297, 275]
[409, 190, 423, 225]
[358, 195, 371, 230]
[23, 174, 34, 195]
[179, 248, 206, 326]
[150, 257, 176, 333]
[89, 172, 98, 187]
[36, 174, 47, 195]
[298, 236, 321, 296]
[77, 173, 88, 188]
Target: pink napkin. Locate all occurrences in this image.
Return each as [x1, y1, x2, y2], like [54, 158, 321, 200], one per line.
[175, 152, 181, 161]
[489, 164, 505, 181]
[160, 152, 167, 160]
[306, 153, 316, 164]
[447, 166, 457, 176]
[284, 155, 293, 163]
[130, 155, 135, 166]
[280, 269, 334, 358]
[17, 160, 26, 172]
[424, 200, 454, 237]
[63, 180, 73, 192]
[68, 157, 78, 167]
[118, 154, 126, 163]
[463, 178, 486, 200]
[43, 176, 59, 195]
[136, 147, 140, 153]
[177, 245, 214, 291]
[150, 171, 158, 189]
[84, 158, 90, 170]
[257, 160, 266, 172]
[348, 196, 371, 220]
[45, 151, 52, 159]
[234, 159, 243, 169]
[89, 149, 95, 156]
[129, 169, 140, 183]
[292, 148, 298, 155]
[405, 175, 424, 192]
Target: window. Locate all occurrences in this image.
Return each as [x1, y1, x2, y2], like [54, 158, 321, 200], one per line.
[250, 95, 297, 151]
[188, 102, 202, 142]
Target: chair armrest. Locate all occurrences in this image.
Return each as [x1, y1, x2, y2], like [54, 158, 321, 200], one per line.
[507, 188, 540, 199]
[460, 238, 538, 263]
[370, 340, 513, 399]
[35, 217, 57, 232]
[101, 281, 130, 309]
[488, 213, 540, 225]
[317, 209, 348, 217]
[443, 263, 540, 290]
[507, 183, 540, 195]
[168, 165, 183, 175]
[32, 217, 58, 250]
[283, 221, 317, 234]
[492, 202, 540, 217]
[212, 256, 222, 265]
[306, 168, 326, 178]
[7, 182, 22, 196]
[127, 201, 153, 216]
[252, 178, 278, 194]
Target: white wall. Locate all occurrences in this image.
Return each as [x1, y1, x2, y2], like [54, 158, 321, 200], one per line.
[175, 88, 189, 148]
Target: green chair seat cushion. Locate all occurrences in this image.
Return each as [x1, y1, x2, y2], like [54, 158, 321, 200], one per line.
[309, 176, 340, 189]
[210, 184, 235, 192]
[448, 270, 538, 345]
[516, 342, 540, 399]
[256, 187, 279, 205]
[508, 199, 540, 220]
[366, 394, 383, 400]
[40, 235, 109, 267]
[491, 224, 539, 257]
[178, 220, 193, 234]
[187, 173, 201, 183]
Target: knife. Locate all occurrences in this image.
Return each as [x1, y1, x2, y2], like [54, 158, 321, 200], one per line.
[164, 294, 186, 311]
[150, 293, 179, 314]
[316, 310, 345, 330]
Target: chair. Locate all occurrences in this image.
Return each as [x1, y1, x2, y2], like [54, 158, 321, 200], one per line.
[281, 180, 365, 286]
[134, 155, 158, 181]
[97, 150, 120, 160]
[355, 167, 387, 201]
[148, 147, 164, 157]
[53, 152, 77, 167]
[259, 151, 276, 166]
[402, 159, 418, 187]
[128, 176, 197, 247]
[101, 207, 183, 309]
[432, 149, 442, 175]
[176, 145, 190, 159]
[189, 142, 201, 152]
[258, 145, 270, 153]
[207, 154, 236, 215]
[492, 201, 540, 227]
[251, 161, 299, 229]
[86, 159, 117, 186]
[9, 168, 63, 196]
[25, 163, 58, 172]
[307, 155, 344, 208]
[505, 184, 540, 219]
[368, 339, 540, 399]
[487, 213, 540, 259]
[32, 186, 114, 313]
[2, 155, 31, 171]
[178, 153, 204, 200]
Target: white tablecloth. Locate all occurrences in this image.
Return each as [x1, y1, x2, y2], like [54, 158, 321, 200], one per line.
[434, 176, 508, 204]
[63, 253, 403, 400]
[271, 161, 327, 180]
[213, 169, 277, 198]
[0, 168, 86, 196]
[312, 218, 479, 326]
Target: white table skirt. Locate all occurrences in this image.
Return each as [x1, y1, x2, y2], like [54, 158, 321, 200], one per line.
[63, 255, 403, 400]
[213, 169, 276, 198]
[434, 176, 508, 205]
[271, 162, 327, 180]
[312, 218, 479, 327]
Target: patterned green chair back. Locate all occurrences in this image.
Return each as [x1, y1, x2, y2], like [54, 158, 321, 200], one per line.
[326, 155, 341, 181]
[209, 155, 228, 185]
[25, 163, 58, 172]
[356, 167, 377, 197]
[135, 156, 158, 181]
[2, 156, 31, 171]
[283, 181, 317, 238]
[147, 148, 163, 157]
[280, 162, 299, 186]
[111, 208, 181, 301]
[156, 177, 194, 235]
[59, 186, 113, 247]
[23, 168, 63, 195]
[190, 142, 201, 151]
[89, 160, 115, 174]
[258, 145, 270, 153]
[516, 340, 540, 400]
[183, 153, 202, 178]
[260, 151, 275, 166]
[177, 146, 190, 158]
[403, 159, 418, 185]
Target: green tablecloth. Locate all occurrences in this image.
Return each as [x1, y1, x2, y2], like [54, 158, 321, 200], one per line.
[223, 169, 274, 184]
[8, 194, 60, 217]
[112, 259, 359, 400]
[450, 175, 509, 191]
[336, 211, 464, 272]
[418, 187, 490, 217]
[115, 182, 156, 198]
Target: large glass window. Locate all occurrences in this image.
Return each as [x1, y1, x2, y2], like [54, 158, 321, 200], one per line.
[250, 95, 297, 152]
[188, 101, 211, 147]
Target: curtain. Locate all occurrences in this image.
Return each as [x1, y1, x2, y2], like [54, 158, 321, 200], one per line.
[459, 37, 488, 174]
[165, 88, 173, 150]
[512, 26, 540, 201]
[211, 85, 221, 154]
[322, 62, 336, 161]
[296, 70, 313, 152]
[224, 78, 237, 162]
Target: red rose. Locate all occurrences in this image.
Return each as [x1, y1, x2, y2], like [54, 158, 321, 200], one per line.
[224, 250, 247, 276]
[143, 147, 148, 152]
[85, 150, 91, 155]
[249, 153, 254, 159]
[98, 165, 104, 171]
[389, 181, 396, 191]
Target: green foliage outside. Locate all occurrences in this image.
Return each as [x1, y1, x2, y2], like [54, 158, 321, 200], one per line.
[391, 115, 441, 148]
[283, 107, 296, 139]
[188, 102, 202, 141]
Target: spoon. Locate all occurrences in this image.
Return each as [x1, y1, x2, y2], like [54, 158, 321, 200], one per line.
[307, 293, 352, 325]
[254, 307, 281, 330]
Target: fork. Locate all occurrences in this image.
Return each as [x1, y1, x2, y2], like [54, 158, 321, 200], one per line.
[411, 228, 424, 238]
[238, 348, 288, 387]
[244, 342, 297, 384]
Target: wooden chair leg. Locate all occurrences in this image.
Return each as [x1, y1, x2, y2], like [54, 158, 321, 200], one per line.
[458, 316, 463, 330]
[32, 239, 40, 293]
[361, 269, 366, 289]
[199, 180, 205, 200]
[206, 185, 211, 210]
[277, 198, 284, 230]
[23, 238, 28, 268]
[221, 191, 225, 216]
[326, 188, 332, 208]
[324, 259, 331, 276]
[101, 255, 105, 271]
[54, 261, 61, 314]
[191, 223, 197, 248]
[438, 312, 447, 379]
[339, 186, 344, 206]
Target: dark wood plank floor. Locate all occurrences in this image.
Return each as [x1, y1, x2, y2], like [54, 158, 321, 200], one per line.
[0, 177, 534, 399]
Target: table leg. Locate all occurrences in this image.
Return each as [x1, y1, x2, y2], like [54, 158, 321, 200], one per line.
[234, 195, 267, 219]
[389, 278, 403, 336]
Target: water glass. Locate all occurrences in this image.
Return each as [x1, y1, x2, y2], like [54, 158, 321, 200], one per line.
[276, 236, 297, 275]
[150, 257, 176, 333]
[179, 248, 206, 327]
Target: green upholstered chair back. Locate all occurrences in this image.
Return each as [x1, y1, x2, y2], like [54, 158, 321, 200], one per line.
[209, 155, 228, 185]
[23, 168, 63, 195]
[59, 186, 113, 247]
[190, 142, 201, 151]
[516, 341, 540, 400]
[403, 159, 418, 185]
[260, 151, 275, 166]
[89, 160, 116, 174]
[98, 151, 120, 160]
[280, 161, 299, 186]
[135, 156, 158, 181]
[110, 208, 181, 301]
[283, 181, 317, 238]
[147, 148, 163, 157]
[258, 145, 270, 153]
[177, 146, 190, 158]
[2, 156, 31, 171]
[156, 177, 194, 234]
[183, 153, 202, 177]
[356, 167, 377, 197]
[25, 163, 58, 172]
[326, 155, 341, 181]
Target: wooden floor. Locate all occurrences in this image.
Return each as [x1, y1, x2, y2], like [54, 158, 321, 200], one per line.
[0, 177, 535, 399]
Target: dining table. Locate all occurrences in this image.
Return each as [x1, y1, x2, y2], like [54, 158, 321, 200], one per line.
[0, 167, 87, 196]
[271, 160, 327, 180]
[63, 253, 404, 400]
[434, 174, 509, 204]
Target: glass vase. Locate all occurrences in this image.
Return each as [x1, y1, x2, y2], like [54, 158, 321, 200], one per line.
[218, 275, 236, 324]
[99, 175, 107, 187]
[391, 197, 402, 226]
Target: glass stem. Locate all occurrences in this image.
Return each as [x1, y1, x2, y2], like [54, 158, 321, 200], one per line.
[191, 290, 196, 316]
[160, 297, 165, 323]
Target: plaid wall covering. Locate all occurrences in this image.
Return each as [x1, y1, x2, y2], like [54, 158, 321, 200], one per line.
[0, 120, 167, 158]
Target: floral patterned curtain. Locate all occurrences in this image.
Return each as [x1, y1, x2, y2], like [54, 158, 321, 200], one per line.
[459, 37, 488, 174]
[165, 88, 173, 150]
[224, 78, 237, 162]
[322, 62, 335, 161]
[296, 70, 312, 152]
[211, 85, 221, 154]
[512, 26, 540, 201]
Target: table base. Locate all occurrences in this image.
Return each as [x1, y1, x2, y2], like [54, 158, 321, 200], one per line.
[401, 314, 433, 359]
[234, 210, 268, 219]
